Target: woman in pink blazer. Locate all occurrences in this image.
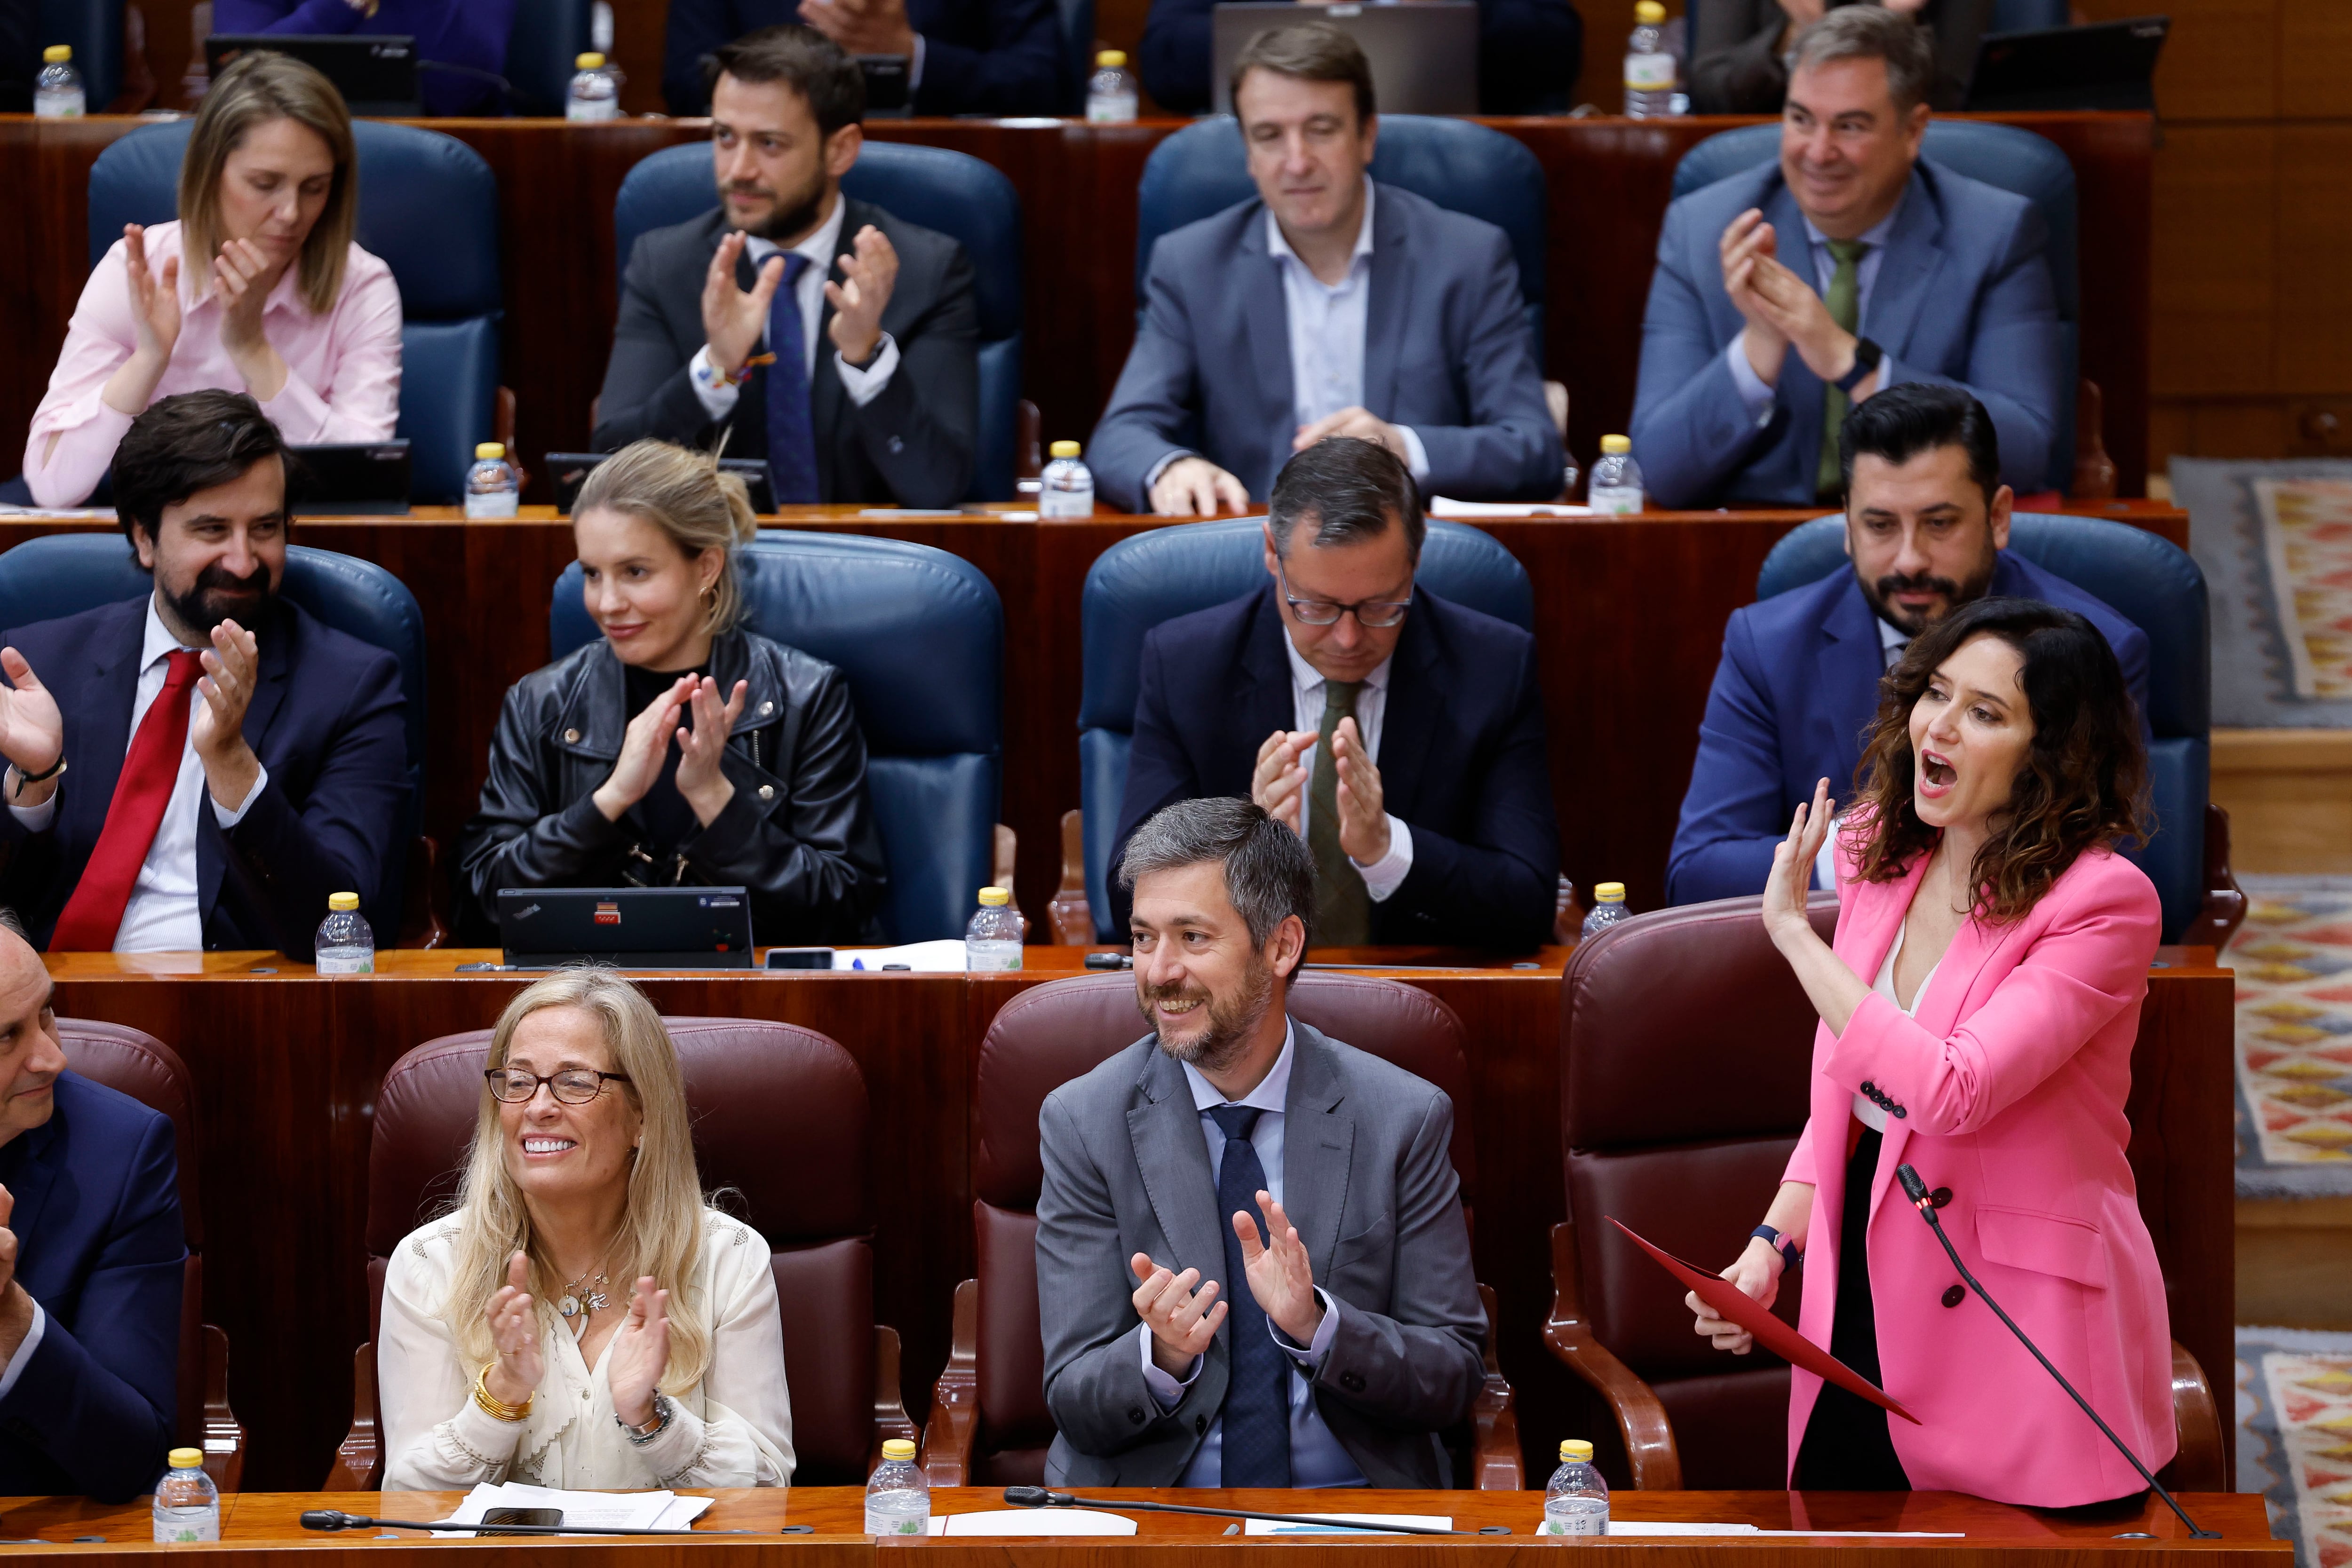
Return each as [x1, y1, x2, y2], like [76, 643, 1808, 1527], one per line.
[1687, 594, 2174, 1507]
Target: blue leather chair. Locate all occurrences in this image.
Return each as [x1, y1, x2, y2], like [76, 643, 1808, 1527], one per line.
[1076, 517, 1534, 941]
[86, 120, 504, 505]
[1670, 119, 2078, 494]
[501, 0, 596, 116]
[613, 142, 1026, 502]
[37, 0, 124, 111]
[549, 531, 1003, 943]
[1133, 115, 1549, 356]
[1755, 514, 2219, 943]
[0, 532, 428, 939]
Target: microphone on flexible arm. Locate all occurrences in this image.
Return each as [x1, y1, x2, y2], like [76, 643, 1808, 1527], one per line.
[1001, 1487, 1510, 1535]
[1891, 1164, 2219, 1539]
[298, 1510, 802, 1536]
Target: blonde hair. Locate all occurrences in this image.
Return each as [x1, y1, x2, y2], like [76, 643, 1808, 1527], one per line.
[180, 51, 359, 317]
[576, 440, 760, 638]
[440, 971, 718, 1394]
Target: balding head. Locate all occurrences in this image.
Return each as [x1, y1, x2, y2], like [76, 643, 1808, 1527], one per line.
[0, 923, 64, 1148]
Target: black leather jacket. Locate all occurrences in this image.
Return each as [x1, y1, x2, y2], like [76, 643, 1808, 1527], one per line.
[459, 629, 889, 944]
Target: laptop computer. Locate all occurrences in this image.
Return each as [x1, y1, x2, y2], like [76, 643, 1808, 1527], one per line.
[495, 887, 757, 969]
[291, 441, 410, 515]
[207, 34, 421, 117]
[1963, 16, 2168, 113]
[547, 452, 778, 516]
[1210, 1, 1479, 115]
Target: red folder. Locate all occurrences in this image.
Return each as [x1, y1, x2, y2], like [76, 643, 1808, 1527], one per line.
[1608, 1216, 1921, 1425]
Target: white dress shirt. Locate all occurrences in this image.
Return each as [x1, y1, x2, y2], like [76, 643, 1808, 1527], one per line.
[1812, 614, 1909, 891]
[1725, 192, 1910, 425]
[1137, 1023, 1367, 1488]
[1280, 633, 1413, 901]
[688, 193, 899, 420]
[0, 1301, 48, 1402]
[7, 596, 267, 952]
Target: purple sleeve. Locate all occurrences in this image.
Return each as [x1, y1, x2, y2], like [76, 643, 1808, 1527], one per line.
[213, 0, 368, 35]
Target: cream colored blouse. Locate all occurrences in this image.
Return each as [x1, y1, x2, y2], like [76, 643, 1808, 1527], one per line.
[379, 1209, 795, 1491]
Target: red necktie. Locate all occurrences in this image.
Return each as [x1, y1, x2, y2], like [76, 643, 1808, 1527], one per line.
[49, 649, 205, 951]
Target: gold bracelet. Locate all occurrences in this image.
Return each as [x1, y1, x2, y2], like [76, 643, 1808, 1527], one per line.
[473, 1365, 532, 1423]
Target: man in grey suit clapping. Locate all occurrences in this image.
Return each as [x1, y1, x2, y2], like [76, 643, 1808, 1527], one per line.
[1035, 797, 1485, 1488]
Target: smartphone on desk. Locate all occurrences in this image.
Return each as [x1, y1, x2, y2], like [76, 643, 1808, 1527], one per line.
[479, 1509, 563, 1536]
[765, 947, 835, 970]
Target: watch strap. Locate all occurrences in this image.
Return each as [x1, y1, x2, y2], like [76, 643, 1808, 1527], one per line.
[1835, 338, 1882, 395]
[1751, 1224, 1801, 1271]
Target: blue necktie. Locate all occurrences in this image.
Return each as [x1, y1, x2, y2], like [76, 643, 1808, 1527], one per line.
[1208, 1104, 1291, 1488]
[764, 251, 819, 504]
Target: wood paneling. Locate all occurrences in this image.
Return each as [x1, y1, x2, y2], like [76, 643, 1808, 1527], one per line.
[2080, 0, 2278, 123]
[2149, 126, 2274, 399]
[2273, 125, 2352, 397]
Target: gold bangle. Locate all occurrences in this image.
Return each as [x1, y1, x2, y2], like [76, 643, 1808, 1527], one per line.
[473, 1364, 532, 1423]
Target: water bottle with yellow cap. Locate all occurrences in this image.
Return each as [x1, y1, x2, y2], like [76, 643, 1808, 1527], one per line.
[465, 443, 519, 518]
[865, 1437, 930, 1534]
[966, 886, 1023, 971]
[1088, 49, 1138, 122]
[1542, 1438, 1609, 1536]
[35, 45, 84, 118]
[1580, 881, 1629, 941]
[316, 891, 375, 974]
[1040, 439, 1095, 519]
[152, 1448, 219, 1541]
[569, 52, 620, 121]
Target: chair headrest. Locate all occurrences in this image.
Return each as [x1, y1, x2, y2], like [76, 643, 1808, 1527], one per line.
[56, 1021, 200, 1243]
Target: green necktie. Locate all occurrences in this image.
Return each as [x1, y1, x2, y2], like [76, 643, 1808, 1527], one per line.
[1816, 238, 1868, 503]
[1308, 679, 1371, 948]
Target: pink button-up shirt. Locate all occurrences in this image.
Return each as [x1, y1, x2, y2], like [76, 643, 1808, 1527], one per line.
[24, 220, 403, 507]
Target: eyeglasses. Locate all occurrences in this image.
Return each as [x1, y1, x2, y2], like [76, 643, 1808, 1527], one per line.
[1276, 559, 1412, 629]
[485, 1068, 632, 1105]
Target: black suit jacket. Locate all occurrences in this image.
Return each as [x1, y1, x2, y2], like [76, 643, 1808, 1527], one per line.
[0, 596, 409, 952]
[1108, 584, 1558, 950]
[662, 0, 1065, 117]
[1137, 0, 1582, 114]
[591, 200, 980, 509]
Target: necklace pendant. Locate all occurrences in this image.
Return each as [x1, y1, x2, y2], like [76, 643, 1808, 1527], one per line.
[557, 1295, 580, 1319]
[584, 1289, 610, 1315]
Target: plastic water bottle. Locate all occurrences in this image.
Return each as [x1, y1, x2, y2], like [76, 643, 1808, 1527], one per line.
[567, 53, 620, 121]
[465, 442, 520, 518]
[34, 46, 85, 118]
[1623, 1, 1676, 119]
[152, 1449, 220, 1542]
[865, 1438, 930, 1535]
[1087, 49, 1139, 123]
[316, 892, 375, 974]
[1588, 435, 1644, 515]
[1542, 1439, 1609, 1537]
[1040, 440, 1095, 519]
[1579, 882, 1629, 941]
[965, 887, 1023, 972]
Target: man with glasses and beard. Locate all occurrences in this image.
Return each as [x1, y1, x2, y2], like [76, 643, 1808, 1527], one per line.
[1034, 796, 1486, 1489]
[1106, 437, 1558, 951]
[594, 25, 979, 509]
[0, 389, 406, 952]
[1667, 382, 2148, 905]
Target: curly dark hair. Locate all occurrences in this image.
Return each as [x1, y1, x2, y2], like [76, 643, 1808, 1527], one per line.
[1848, 596, 2150, 923]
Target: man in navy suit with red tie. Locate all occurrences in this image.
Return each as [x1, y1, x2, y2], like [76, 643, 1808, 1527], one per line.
[0, 390, 406, 953]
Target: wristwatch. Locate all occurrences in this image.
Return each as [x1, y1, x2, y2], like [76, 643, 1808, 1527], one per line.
[1834, 338, 1883, 395]
[1751, 1224, 1801, 1272]
[616, 1392, 675, 1445]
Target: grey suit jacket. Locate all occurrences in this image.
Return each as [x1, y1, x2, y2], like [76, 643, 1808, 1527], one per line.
[1035, 1021, 1486, 1488]
[591, 199, 979, 507]
[1086, 182, 1562, 512]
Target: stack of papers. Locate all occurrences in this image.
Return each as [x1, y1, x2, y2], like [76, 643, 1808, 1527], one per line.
[924, 1510, 1136, 1536]
[431, 1482, 715, 1536]
[1244, 1513, 1452, 1536]
[1429, 498, 1593, 518]
[831, 940, 973, 972]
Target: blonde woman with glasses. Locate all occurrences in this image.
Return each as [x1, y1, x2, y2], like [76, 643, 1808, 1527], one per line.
[378, 970, 794, 1489]
[24, 50, 401, 507]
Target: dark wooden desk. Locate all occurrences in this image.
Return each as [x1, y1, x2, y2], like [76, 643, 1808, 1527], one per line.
[38, 947, 2231, 1496]
[0, 1488, 2283, 1563]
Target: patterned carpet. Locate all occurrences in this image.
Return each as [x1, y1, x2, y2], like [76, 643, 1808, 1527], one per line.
[2172, 459, 2352, 727]
[2231, 877, 2352, 1199]
[2239, 1326, 2352, 1568]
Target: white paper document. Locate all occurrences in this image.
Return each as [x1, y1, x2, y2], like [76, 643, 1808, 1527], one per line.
[1243, 1513, 1453, 1536]
[1429, 498, 1592, 518]
[832, 939, 972, 972]
[432, 1482, 715, 1536]
[1590, 1522, 1960, 1538]
[924, 1510, 1137, 1536]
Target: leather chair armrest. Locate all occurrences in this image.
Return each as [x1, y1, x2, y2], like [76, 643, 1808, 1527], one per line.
[869, 1323, 922, 1472]
[200, 1324, 246, 1495]
[1016, 401, 1044, 483]
[1470, 1283, 1523, 1490]
[2159, 1338, 2226, 1493]
[919, 1278, 979, 1487]
[993, 825, 1030, 941]
[2071, 379, 2118, 502]
[1048, 809, 1096, 946]
[324, 1343, 380, 1491]
[1543, 1220, 1681, 1490]
[398, 834, 450, 950]
[495, 388, 531, 497]
[2181, 803, 2249, 953]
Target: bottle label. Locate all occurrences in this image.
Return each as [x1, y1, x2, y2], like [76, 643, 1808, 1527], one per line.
[1039, 488, 1095, 518]
[1624, 52, 1675, 90]
[1086, 93, 1137, 123]
[317, 952, 375, 975]
[568, 98, 620, 122]
[865, 1509, 929, 1535]
[1540, 1513, 1606, 1538]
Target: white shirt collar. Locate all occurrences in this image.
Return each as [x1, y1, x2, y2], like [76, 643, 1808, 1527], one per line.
[1800, 183, 1906, 254]
[1264, 178, 1376, 282]
[743, 190, 849, 273]
[1179, 1018, 1296, 1114]
[1280, 625, 1394, 698]
[142, 593, 204, 669]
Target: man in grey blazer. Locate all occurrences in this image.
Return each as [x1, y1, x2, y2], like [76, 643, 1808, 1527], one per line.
[1629, 6, 2064, 510]
[1086, 24, 1560, 517]
[1035, 797, 1485, 1488]
[593, 26, 978, 508]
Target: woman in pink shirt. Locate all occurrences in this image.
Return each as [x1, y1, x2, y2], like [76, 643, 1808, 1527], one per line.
[24, 50, 401, 507]
[1689, 594, 2175, 1506]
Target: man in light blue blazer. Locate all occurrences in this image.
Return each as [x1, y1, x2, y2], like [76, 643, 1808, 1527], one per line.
[1629, 6, 2065, 510]
[1087, 24, 1560, 516]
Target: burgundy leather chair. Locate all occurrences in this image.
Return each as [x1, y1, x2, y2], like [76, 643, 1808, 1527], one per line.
[1543, 895, 2225, 1491]
[326, 1018, 916, 1489]
[921, 971, 1521, 1489]
[56, 1021, 245, 1492]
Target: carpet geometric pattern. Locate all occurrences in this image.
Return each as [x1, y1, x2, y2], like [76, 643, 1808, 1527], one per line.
[2171, 457, 2352, 727]
[2230, 878, 2352, 1199]
[2252, 479, 2352, 702]
[2239, 1326, 2352, 1568]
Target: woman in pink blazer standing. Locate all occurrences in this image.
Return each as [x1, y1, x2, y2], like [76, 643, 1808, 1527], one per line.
[1687, 594, 2175, 1507]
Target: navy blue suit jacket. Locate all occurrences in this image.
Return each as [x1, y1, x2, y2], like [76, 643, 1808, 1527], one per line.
[1108, 584, 1559, 949]
[1136, 0, 1582, 114]
[0, 1072, 183, 1502]
[1088, 184, 1561, 512]
[0, 597, 408, 953]
[1630, 159, 2066, 508]
[662, 0, 1064, 117]
[1666, 552, 2150, 905]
